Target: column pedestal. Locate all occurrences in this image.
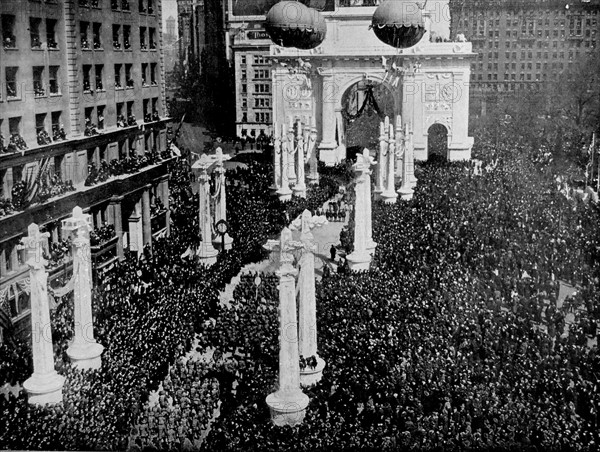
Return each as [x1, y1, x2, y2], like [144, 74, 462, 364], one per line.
[23, 372, 65, 406]
[67, 342, 104, 370]
[300, 355, 326, 387]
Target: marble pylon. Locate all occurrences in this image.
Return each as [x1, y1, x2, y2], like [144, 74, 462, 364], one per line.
[347, 149, 377, 271]
[264, 228, 309, 426]
[20, 224, 65, 405]
[193, 155, 219, 265]
[64, 207, 104, 370]
[213, 148, 233, 251]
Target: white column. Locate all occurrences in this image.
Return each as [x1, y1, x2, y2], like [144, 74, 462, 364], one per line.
[21, 224, 64, 405]
[293, 120, 307, 198]
[297, 211, 326, 386]
[381, 122, 398, 204]
[347, 150, 376, 271]
[375, 118, 388, 197]
[271, 121, 282, 192]
[277, 122, 292, 202]
[398, 123, 415, 200]
[318, 70, 338, 166]
[65, 207, 104, 370]
[287, 117, 297, 185]
[265, 228, 309, 426]
[306, 117, 319, 185]
[407, 123, 417, 188]
[197, 164, 218, 265]
[213, 150, 233, 251]
[128, 201, 144, 258]
[364, 150, 377, 254]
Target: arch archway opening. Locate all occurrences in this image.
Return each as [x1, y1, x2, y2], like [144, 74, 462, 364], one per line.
[340, 80, 395, 161]
[427, 123, 449, 162]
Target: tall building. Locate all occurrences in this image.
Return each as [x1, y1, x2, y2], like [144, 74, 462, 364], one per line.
[449, 0, 600, 114]
[164, 15, 179, 74]
[0, 0, 172, 338]
[227, 0, 325, 138]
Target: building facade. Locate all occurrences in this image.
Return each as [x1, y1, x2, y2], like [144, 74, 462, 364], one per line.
[449, 0, 600, 114]
[0, 0, 172, 338]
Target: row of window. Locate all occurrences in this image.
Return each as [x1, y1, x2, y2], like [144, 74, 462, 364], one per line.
[475, 48, 589, 64]
[240, 54, 269, 65]
[462, 14, 598, 31]
[239, 112, 271, 124]
[241, 97, 272, 109]
[109, 0, 155, 14]
[474, 72, 560, 82]
[82, 22, 157, 51]
[1, 96, 158, 144]
[240, 69, 271, 80]
[240, 83, 271, 94]
[2, 62, 158, 101]
[474, 36, 598, 51]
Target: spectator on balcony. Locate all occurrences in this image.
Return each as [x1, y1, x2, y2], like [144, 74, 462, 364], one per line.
[152, 110, 160, 122]
[117, 115, 127, 128]
[3, 32, 16, 49]
[127, 114, 137, 126]
[37, 129, 52, 145]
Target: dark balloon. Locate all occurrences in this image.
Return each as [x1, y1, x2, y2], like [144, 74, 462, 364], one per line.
[372, 0, 426, 49]
[265, 1, 327, 50]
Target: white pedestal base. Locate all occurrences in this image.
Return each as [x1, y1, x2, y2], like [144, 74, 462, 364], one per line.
[397, 186, 414, 201]
[198, 241, 218, 265]
[307, 174, 319, 186]
[266, 390, 309, 427]
[270, 184, 281, 195]
[318, 142, 338, 166]
[300, 356, 326, 387]
[347, 251, 372, 271]
[67, 341, 104, 370]
[23, 371, 65, 406]
[381, 190, 398, 204]
[292, 184, 307, 198]
[277, 187, 292, 202]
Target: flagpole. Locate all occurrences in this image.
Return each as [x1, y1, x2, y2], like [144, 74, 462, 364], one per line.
[591, 132, 595, 189]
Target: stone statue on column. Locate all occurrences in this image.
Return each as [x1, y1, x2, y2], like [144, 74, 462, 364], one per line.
[213, 148, 233, 251]
[290, 209, 328, 386]
[63, 207, 104, 370]
[406, 123, 418, 188]
[293, 120, 307, 198]
[263, 228, 309, 426]
[347, 149, 377, 271]
[20, 223, 64, 405]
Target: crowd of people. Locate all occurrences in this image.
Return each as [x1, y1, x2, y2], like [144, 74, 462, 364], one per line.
[0, 149, 342, 450]
[2, 116, 598, 450]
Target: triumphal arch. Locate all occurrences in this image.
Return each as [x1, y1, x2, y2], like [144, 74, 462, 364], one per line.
[268, 2, 475, 165]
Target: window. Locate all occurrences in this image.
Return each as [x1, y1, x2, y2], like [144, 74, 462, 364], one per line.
[115, 64, 123, 89]
[242, 83, 247, 93]
[139, 0, 146, 13]
[126, 101, 134, 119]
[81, 22, 90, 49]
[149, 28, 156, 49]
[125, 64, 133, 88]
[30, 18, 42, 49]
[33, 66, 45, 97]
[85, 107, 94, 126]
[151, 97, 158, 115]
[9, 117, 21, 136]
[143, 98, 149, 117]
[147, 0, 154, 13]
[35, 113, 47, 135]
[97, 106, 105, 129]
[2, 15, 16, 49]
[83, 65, 92, 92]
[93, 23, 102, 49]
[241, 69, 247, 80]
[47, 19, 58, 49]
[140, 27, 147, 49]
[95, 65, 104, 91]
[124, 25, 131, 49]
[51, 112, 62, 137]
[122, 0, 130, 11]
[116, 102, 125, 125]
[141, 63, 148, 86]
[6, 67, 18, 98]
[241, 55, 247, 65]
[241, 98, 247, 108]
[150, 63, 157, 85]
[113, 24, 122, 49]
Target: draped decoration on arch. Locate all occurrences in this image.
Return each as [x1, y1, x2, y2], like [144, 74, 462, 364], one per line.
[341, 84, 384, 123]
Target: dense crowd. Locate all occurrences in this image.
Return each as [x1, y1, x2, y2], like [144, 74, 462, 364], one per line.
[0, 149, 342, 450]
